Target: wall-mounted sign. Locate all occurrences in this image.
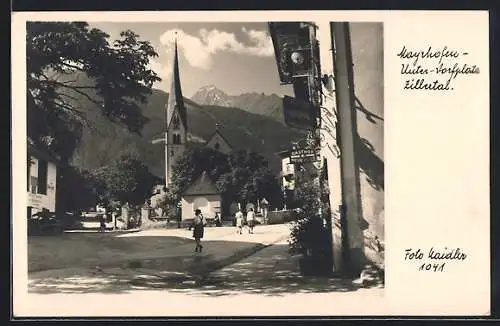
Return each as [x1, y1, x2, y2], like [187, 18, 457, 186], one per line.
[289, 148, 317, 164]
[28, 193, 45, 210]
[268, 22, 314, 85]
[283, 96, 316, 131]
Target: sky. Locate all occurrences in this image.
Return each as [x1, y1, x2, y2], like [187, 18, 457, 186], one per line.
[89, 22, 293, 98]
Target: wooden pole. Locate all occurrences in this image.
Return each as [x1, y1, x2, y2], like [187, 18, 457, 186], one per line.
[331, 22, 364, 276]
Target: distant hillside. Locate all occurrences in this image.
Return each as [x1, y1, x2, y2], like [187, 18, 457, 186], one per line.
[70, 87, 304, 179]
[191, 85, 285, 123]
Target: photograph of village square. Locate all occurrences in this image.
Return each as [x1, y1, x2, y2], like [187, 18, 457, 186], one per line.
[25, 20, 385, 301]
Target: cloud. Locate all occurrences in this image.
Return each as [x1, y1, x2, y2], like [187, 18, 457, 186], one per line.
[147, 58, 170, 87]
[158, 27, 273, 70]
[148, 58, 169, 80]
[241, 27, 275, 56]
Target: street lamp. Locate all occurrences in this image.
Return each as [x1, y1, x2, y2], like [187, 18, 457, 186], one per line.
[269, 21, 333, 274]
[291, 51, 305, 65]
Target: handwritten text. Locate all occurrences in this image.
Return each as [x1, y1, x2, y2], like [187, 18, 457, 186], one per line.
[397, 46, 480, 91]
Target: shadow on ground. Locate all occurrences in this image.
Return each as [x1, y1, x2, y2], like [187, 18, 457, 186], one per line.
[28, 232, 194, 272]
[29, 243, 383, 296]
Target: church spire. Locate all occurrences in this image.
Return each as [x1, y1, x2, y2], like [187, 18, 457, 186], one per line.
[166, 35, 187, 129]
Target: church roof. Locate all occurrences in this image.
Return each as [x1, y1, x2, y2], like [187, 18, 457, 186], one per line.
[205, 124, 233, 149]
[182, 171, 220, 196]
[166, 40, 188, 129]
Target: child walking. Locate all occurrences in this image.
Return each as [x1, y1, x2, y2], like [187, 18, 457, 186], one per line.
[246, 208, 255, 234]
[192, 209, 205, 252]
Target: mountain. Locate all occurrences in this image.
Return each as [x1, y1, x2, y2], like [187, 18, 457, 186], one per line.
[191, 85, 232, 107]
[191, 85, 285, 123]
[69, 87, 304, 179]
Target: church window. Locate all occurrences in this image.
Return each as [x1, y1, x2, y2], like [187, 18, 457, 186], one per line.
[214, 142, 220, 150]
[172, 114, 180, 130]
[173, 134, 181, 145]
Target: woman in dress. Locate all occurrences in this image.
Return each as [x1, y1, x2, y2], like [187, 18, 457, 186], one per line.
[192, 209, 205, 252]
[246, 208, 255, 234]
[235, 209, 244, 234]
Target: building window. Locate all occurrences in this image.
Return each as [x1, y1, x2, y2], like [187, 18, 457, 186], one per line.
[37, 159, 48, 195]
[172, 115, 180, 130]
[214, 142, 220, 150]
[27, 158, 32, 191]
[173, 134, 181, 145]
[30, 176, 38, 194]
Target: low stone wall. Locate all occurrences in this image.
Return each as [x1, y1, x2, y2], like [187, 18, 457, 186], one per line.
[266, 210, 297, 224]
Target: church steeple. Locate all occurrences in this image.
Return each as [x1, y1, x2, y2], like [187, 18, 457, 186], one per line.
[166, 37, 187, 129]
[165, 35, 188, 187]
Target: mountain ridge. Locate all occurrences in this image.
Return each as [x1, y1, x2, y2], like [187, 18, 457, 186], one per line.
[191, 84, 285, 123]
[70, 86, 303, 179]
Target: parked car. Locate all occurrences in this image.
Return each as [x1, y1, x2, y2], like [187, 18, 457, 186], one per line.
[28, 211, 64, 235]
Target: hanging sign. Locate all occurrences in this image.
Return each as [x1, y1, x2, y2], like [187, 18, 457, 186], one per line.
[289, 148, 317, 164]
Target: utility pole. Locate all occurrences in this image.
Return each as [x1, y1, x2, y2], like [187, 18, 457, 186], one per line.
[330, 22, 364, 276]
[316, 21, 343, 274]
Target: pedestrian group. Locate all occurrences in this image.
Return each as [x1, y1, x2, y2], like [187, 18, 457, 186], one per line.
[190, 207, 261, 253]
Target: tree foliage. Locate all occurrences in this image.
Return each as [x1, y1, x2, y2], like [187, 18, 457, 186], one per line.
[170, 148, 282, 211]
[91, 149, 158, 206]
[170, 147, 231, 195]
[56, 165, 98, 214]
[26, 22, 161, 162]
[288, 161, 332, 260]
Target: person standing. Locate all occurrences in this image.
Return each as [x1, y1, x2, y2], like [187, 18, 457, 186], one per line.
[192, 209, 205, 252]
[122, 202, 130, 229]
[111, 210, 117, 231]
[214, 212, 221, 227]
[261, 198, 269, 224]
[99, 214, 106, 232]
[235, 209, 244, 234]
[246, 208, 256, 234]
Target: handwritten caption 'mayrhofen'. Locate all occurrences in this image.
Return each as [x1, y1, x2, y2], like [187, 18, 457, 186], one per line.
[397, 46, 480, 91]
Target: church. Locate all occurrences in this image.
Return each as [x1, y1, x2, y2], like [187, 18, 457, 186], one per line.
[163, 39, 232, 220]
[164, 39, 232, 186]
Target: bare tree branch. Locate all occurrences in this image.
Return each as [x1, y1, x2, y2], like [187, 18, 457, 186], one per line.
[47, 81, 102, 106]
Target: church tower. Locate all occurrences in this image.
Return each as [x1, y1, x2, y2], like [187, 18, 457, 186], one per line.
[165, 38, 188, 187]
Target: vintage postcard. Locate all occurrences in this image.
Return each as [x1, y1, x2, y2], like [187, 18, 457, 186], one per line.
[11, 10, 490, 317]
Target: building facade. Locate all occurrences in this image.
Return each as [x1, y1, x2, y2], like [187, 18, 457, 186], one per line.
[27, 142, 58, 218]
[180, 171, 222, 221]
[317, 22, 385, 270]
[204, 123, 232, 155]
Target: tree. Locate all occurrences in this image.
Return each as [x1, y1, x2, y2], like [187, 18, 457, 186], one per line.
[26, 22, 161, 163]
[170, 147, 231, 197]
[56, 165, 99, 214]
[170, 148, 282, 213]
[224, 150, 281, 207]
[91, 149, 157, 205]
